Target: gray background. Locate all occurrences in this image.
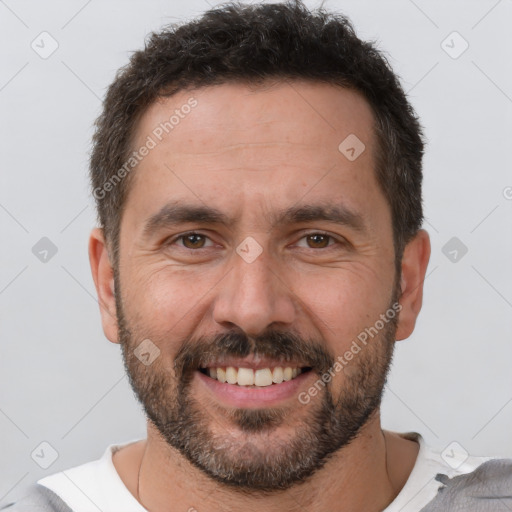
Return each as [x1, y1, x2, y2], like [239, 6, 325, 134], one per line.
[1, 0, 511, 506]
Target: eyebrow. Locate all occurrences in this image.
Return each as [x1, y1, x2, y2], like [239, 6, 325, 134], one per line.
[272, 203, 366, 233]
[142, 200, 366, 237]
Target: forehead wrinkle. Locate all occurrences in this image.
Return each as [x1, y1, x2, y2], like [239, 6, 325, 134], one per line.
[164, 141, 321, 158]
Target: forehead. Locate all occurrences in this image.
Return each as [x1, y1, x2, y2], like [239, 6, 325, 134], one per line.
[135, 80, 376, 158]
[125, 80, 387, 232]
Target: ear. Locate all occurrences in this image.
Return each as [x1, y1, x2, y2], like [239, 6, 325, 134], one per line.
[395, 229, 431, 341]
[88, 228, 119, 344]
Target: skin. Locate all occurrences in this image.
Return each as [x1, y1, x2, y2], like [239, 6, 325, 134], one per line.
[89, 80, 430, 511]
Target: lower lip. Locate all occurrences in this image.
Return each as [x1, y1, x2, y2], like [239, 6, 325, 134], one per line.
[196, 370, 313, 408]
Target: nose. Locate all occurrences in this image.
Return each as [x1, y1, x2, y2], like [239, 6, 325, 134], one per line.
[212, 246, 296, 337]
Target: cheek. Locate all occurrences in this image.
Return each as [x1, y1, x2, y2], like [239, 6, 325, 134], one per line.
[122, 264, 219, 342]
[293, 266, 390, 341]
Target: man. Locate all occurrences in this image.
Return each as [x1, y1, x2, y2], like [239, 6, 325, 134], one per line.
[4, 1, 511, 511]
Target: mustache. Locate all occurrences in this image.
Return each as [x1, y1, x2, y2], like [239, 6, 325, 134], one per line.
[174, 329, 335, 378]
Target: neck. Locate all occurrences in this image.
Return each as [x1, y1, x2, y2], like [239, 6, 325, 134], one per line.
[128, 413, 418, 512]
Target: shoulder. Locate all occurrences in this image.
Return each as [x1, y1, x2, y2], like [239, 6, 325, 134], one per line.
[385, 432, 512, 512]
[421, 457, 512, 511]
[0, 484, 73, 512]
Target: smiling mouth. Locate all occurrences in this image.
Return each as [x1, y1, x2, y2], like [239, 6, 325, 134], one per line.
[198, 366, 312, 387]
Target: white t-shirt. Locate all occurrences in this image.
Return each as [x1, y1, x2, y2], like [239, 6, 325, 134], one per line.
[37, 432, 494, 512]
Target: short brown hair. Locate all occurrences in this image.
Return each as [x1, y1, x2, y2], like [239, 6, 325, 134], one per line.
[90, 0, 425, 269]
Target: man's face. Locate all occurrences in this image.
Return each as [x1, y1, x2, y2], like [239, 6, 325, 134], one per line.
[114, 81, 399, 490]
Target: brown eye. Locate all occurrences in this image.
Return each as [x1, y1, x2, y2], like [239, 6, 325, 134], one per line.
[305, 233, 332, 249]
[181, 233, 207, 249]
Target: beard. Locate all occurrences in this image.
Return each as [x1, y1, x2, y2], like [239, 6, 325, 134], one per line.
[115, 271, 400, 492]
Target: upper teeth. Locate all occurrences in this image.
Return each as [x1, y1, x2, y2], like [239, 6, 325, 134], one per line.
[207, 366, 301, 387]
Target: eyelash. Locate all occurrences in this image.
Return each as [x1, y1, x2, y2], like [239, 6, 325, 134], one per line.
[167, 231, 343, 251]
